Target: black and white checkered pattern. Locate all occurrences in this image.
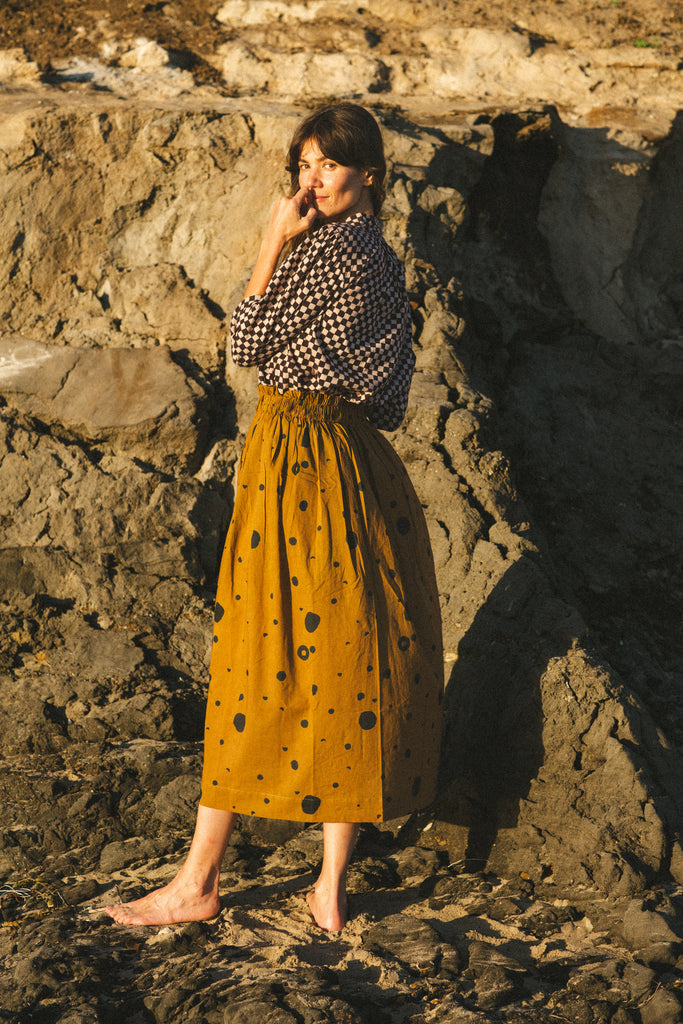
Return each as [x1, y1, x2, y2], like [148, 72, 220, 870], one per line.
[231, 213, 414, 430]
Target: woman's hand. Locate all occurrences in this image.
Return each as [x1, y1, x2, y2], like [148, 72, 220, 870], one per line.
[266, 187, 319, 246]
[242, 188, 318, 299]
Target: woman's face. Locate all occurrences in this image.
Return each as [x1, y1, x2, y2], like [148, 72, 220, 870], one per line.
[298, 139, 373, 222]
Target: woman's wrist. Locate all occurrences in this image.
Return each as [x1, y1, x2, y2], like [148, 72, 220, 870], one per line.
[242, 237, 283, 299]
[241, 191, 316, 299]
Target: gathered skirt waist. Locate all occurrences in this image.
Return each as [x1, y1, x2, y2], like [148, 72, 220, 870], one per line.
[256, 385, 370, 426]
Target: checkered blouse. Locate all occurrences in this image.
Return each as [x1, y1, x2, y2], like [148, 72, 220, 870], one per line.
[230, 212, 414, 431]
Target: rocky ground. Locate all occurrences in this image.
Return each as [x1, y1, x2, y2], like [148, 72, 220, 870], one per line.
[4, 821, 683, 1024]
[0, 0, 683, 1021]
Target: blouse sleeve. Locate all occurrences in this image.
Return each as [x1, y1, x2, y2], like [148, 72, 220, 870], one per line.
[230, 227, 365, 366]
[362, 338, 415, 431]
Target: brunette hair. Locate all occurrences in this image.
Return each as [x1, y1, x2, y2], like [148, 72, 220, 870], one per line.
[286, 102, 386, 215]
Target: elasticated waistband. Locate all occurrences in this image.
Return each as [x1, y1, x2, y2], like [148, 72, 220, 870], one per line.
[256, 385, 369, 425]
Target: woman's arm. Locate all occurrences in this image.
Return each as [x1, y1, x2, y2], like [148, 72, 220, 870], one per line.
[243, 187, 318, 298]
[231, 222, 364, 368]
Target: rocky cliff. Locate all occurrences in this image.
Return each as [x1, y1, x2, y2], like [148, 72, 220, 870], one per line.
[1, 1, 683, 1020]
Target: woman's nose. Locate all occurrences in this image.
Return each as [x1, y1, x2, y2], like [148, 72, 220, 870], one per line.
[301, 166, 321, 188]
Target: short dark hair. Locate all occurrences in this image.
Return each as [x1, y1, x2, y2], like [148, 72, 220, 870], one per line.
[286, 102, 386, 215]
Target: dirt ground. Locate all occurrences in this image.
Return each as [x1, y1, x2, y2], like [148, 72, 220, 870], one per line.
[1, 0, 682, 82]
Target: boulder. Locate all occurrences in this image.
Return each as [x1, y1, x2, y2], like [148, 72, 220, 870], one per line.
[0, 335, 206, 473]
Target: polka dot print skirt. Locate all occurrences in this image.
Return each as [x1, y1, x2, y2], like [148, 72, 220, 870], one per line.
[200, 385, 443, 822]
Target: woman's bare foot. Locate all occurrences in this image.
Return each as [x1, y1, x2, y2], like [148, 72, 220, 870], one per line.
[305, 822, 358, 931]
[105, 871, 220, 927]
[306, 885, 348, 932]
[106, 805, 236, 926]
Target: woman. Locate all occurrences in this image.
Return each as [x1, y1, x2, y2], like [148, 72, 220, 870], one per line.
[106, 102, 443, 932]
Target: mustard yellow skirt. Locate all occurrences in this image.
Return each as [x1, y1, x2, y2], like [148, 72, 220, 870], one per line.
[200, 386, 443, 822]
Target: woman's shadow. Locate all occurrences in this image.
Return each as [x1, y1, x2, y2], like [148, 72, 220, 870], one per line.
[435, 553, 581, 871]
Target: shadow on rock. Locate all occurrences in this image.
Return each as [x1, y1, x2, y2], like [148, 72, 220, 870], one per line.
[437, 555, 575, 871]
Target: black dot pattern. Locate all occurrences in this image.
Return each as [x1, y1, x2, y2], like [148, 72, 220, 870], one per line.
[200, 385, 443, 823]
[359, 710, 377, 730]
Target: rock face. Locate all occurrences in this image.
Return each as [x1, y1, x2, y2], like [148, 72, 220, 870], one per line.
[211, 0, 680, 133]
[1, 88, 682, 898]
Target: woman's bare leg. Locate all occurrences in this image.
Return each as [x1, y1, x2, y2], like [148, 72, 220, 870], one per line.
[306, 822, 359, 931]
[105, 806, 237, 926]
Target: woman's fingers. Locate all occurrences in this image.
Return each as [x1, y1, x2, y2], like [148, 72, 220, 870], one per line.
[295, 184, 316, 200]
[267, 192, 317, 242]
[293, 185, 313, 207]
[289, 188, 318, 223]
[301, 203, 318, 228]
